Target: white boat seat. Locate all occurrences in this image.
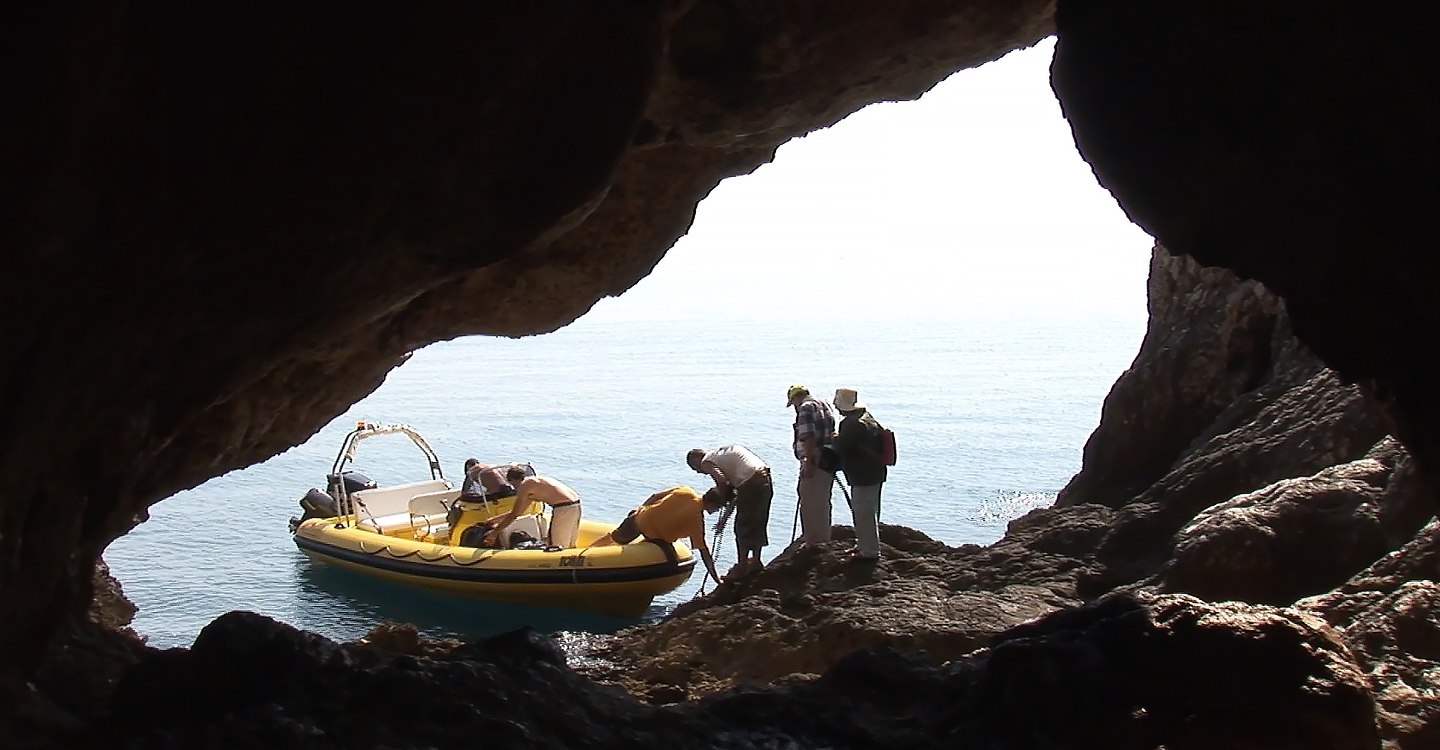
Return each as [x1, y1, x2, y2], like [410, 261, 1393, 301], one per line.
[350, 478, 452, 519]
[357, 511, 442, 535]
[409, 488, 460, 517]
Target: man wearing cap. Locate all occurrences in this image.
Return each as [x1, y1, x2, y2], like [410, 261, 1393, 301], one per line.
[833, 387, 886, 561]
[687, 445, 772, 577]
[786, 384, 836, 544]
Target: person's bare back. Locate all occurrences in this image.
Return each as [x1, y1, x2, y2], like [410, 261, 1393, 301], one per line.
[515, 475, 579, 507]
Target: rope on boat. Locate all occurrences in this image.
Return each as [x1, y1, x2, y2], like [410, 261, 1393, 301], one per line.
[354, 539, 499, 567]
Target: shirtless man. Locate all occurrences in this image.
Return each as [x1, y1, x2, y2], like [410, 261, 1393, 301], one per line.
[482, 467, 583, 548]
[460, 458, 522, 501]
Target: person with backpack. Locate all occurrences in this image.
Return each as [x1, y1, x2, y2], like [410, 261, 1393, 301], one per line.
[787, 384, 837, 545]
[832, 387, 887, 561]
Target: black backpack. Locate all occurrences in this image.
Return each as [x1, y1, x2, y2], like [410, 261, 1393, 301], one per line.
[458, 521, 504, 549]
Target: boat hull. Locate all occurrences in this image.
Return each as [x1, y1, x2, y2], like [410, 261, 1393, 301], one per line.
[292, 517, 695, 618]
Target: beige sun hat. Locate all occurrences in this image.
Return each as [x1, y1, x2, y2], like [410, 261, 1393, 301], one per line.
[833, 387, 865, 412]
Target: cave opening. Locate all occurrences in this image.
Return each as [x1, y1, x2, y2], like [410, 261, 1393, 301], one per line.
[103, 38, 1153, 649]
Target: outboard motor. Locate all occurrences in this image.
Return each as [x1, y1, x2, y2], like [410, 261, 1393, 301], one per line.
[298, 488, 339, 521]
[327, 470, 377, 496]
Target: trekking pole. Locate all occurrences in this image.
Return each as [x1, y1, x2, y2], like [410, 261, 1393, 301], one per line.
[791, 495, 801, 543]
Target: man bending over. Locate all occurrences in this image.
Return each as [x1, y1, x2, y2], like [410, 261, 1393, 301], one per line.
[483, 468, 583, 549]
[587, 485, 726, 585]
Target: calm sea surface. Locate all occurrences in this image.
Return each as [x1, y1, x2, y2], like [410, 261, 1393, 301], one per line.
[105, 307, 1145, 649]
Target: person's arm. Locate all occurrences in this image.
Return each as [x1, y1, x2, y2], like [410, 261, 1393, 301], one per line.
[798, 435, 819, 478]
[833, 417, 855, 455]
[696, 543, 721, 585]
[796, 404, 823, 477]
[700, 460, 731, 493]
[482, 483, 532, 545]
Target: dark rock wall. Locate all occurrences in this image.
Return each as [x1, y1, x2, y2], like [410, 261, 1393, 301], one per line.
[85, 595, 1384, 750]
[1056, 247, 1391, 592]
[1057, 245, 1289, 509]
[1051, 0, 1440, 488]
[2, 0, 1053, 687]
[7, 0, 1440, 747]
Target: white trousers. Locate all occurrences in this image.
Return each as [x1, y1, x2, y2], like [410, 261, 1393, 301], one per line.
[848, 483, 882, 558]
[548, 503, 582, 548]
[798, 470, 835, 543]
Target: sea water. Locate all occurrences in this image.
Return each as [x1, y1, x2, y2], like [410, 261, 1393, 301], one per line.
[104, 305, 1145, 649]
[106, 300, 1140, 644]
[104, 36, 1154, 650]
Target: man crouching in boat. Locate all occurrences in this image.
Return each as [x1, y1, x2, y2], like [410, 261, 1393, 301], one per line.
[460, 458, 521, 500]
[482, 468, 583, 549]
[586, 486, 726, 586]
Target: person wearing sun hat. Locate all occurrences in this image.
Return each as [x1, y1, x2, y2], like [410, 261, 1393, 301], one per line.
[832, 387, 886, 561]
[786, 384, 836, 544]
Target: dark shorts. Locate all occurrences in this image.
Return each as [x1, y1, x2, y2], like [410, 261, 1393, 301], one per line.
[733, 470, 773, 552]
[612, 511, 642, 544]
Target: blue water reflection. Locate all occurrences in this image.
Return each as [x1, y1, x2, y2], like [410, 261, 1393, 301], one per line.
[290, 558, 659, 641]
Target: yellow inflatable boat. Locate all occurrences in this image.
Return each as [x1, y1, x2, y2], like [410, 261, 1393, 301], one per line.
[288, 422, 695, 618]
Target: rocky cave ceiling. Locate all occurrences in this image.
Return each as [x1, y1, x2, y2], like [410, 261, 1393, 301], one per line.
[4, 0, 1437, 707]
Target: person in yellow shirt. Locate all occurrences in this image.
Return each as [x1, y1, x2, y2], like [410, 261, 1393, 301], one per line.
[587, 485, 726, 585]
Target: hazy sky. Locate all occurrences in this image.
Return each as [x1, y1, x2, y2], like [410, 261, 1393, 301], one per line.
[585, 37, 1154, 323]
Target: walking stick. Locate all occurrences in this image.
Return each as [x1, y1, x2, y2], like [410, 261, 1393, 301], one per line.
[791, 493, 801, 542]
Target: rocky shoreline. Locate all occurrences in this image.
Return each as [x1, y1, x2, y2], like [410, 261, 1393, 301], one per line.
[6, 248, 1434, 749]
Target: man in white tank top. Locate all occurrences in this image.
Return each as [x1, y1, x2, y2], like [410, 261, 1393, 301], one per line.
[687, 444, 773, 577]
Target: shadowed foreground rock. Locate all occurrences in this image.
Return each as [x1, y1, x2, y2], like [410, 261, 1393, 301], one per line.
[581, 523, 1088, 703]
[9, 1, 1440, 747]
[86, 593, 1377, 750]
